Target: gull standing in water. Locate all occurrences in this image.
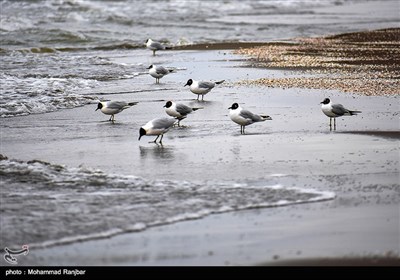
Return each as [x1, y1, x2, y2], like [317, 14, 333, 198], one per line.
[96, 101, 138, 123]
[145, 39, 171, 56]
[184, 79, 224, 101]
[147, 64, 175, 84]
[228, 103, 272, 134]
[163, 101, 203, 126]
[320, 98, 361, 130]
[139, 117, 177, 144]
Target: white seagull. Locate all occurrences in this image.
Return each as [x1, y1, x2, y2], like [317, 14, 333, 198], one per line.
[96, 101, 138, 122]
[163, 101, 203, 126]
[228, 103, 272, 134]
[138, 117, 177, 144]
[147, 64, 175, 84]
[320, 98, 361, 130]
[145, 39, 171, 56]
[184, 79, 224, 101]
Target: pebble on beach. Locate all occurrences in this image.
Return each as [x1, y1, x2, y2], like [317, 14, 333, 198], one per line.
[235, 28, 400, 96]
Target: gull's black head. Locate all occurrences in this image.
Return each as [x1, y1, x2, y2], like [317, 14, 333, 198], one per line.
[164, 101, 173, 108]
[138, 127, 146, 141]
[147, 64, 154, 69]
[320, 98, 330, 105]
[96, 102, 103, 111]
[184, 79, 193, 87]
[228, 103, 239, 110]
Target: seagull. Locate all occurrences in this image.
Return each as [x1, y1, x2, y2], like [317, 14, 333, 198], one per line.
[320, 98, 361, 130]
[184, 79, 225, 101]
[96, 101, 138, 122]
[138, 117, 177, 144]
[145, 39, 171, 56]
[228, 103, 272, 135]
[163, 101, 203, 126]
[147, 64, 175, 84]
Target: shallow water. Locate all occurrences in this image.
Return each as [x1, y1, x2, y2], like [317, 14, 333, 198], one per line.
[1, 0, 399, 117]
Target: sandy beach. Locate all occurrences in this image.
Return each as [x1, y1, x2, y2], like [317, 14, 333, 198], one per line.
[1, 26, 399, 266]
[235, 28, 400, 96]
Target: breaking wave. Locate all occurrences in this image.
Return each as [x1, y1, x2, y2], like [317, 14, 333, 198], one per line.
[0, 155, 335, 248]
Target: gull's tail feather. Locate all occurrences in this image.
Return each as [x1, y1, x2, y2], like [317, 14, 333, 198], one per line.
[192, 107, 204, 111]
[128, 102, 139, 106]
[260, 115, 272, 121]
[215, 80, 225, 85]
[349, 110, 361, 115]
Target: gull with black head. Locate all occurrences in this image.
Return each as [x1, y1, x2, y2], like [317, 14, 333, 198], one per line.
[96, 101, 138, 123]
[184, 79, 224, 101]
[320, 98, 361, 130]
[228, 103, 272, 135]
[163, 101, 203, 126]
[139, 117, 177, 144]
[147, 64, 175, 84]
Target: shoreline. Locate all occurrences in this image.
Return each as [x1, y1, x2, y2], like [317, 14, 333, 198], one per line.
[168, 28, 400, 97]
[12, 202, 400, 266]
[172, 41, 295, 51]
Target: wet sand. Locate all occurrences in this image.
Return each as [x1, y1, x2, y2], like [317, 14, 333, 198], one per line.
[1, 34, 399, 266]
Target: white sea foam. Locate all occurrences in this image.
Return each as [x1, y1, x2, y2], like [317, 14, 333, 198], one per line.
[0, 72, 99, 117]
[0, 156, 335, 249]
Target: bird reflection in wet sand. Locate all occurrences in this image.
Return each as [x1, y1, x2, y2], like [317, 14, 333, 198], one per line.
[139, 145, 175, 160]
